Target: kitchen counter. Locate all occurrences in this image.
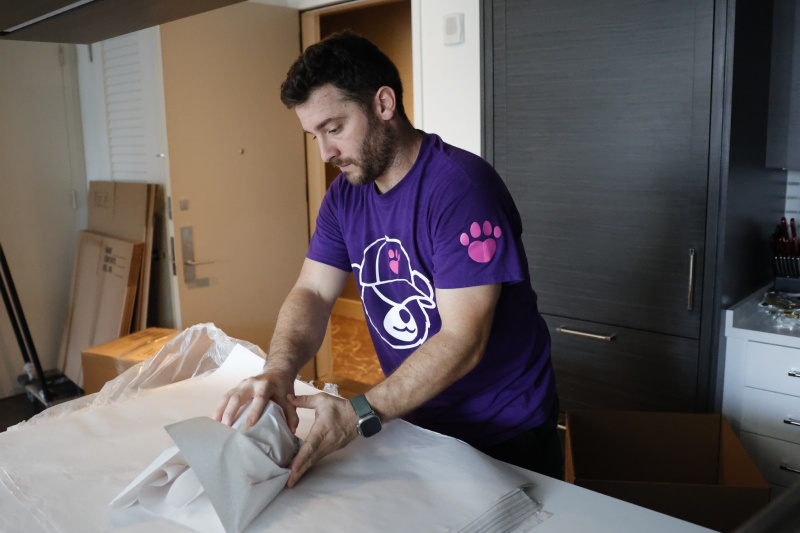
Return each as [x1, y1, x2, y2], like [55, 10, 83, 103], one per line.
[0, 344, 711, 532]
[726, 285, 800, 347]
[723, 285, 800, 494]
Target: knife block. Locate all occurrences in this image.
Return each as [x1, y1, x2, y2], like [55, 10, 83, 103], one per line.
[774, 276, 800, 292]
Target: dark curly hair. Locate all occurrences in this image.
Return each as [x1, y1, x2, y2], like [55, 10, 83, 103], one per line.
[280, 31, 407, 120]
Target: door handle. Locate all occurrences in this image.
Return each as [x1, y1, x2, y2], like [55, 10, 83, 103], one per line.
[180, 226, 211, 287]
[687, 248, 695, 311]
[784, 418, 800, 427]
[789, 370, 800, 378]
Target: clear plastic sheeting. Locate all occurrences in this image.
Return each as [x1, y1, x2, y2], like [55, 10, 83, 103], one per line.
[11, 323, 266, 430]
[759, 291, 800, 328]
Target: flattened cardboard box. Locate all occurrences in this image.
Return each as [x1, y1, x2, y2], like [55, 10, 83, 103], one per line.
[565, 411, 771, 532]
[59, 231, 144, 388]
[87, 180, 157, 330]
[81, 328, 179, 394]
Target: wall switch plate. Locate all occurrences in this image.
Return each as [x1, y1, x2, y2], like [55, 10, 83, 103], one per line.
[443, 12, 464, 46]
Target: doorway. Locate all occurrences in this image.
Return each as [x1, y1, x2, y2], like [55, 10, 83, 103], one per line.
[302, 0, 413, 396]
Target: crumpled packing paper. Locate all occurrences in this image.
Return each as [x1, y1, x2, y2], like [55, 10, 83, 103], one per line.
[110, 400, 299, 533]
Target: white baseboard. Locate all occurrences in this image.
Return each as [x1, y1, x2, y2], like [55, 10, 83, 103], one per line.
[332, 297, 364, 320]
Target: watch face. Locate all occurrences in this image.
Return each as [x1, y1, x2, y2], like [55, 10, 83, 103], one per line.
[359, 414, 382, 438]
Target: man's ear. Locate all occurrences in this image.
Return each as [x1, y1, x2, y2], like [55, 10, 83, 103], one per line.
[373, 86, 397, 120]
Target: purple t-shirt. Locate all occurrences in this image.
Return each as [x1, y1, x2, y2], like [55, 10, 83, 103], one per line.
[308, 133, 556, 447]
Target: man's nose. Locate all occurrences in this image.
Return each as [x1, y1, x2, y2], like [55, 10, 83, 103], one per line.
[318, 138, 339, 163]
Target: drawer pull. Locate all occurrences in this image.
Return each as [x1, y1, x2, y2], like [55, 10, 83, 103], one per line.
[779, 465, 800, 475]
[789, 370, 800, 378]
[556, 327, 616, 342]
[784, 418, 800, 427]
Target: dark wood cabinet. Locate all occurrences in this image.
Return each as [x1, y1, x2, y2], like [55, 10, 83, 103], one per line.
[493, 0, 713, 339]
[766, 0, 800, 170]
[483, 0, 758, 413]
[541, 314, 699, 412]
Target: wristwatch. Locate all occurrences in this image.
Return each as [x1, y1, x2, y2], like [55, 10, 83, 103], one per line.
[350, 394, 382, 437]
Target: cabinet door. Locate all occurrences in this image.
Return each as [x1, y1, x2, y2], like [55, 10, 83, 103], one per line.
[490, 0, 714, 338]
[543, 315, 698, 412]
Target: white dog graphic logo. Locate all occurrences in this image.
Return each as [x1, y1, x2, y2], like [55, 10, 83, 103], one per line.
[352, 237, 436, 350]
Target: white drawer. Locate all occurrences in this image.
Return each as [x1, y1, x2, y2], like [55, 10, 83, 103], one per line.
[742, 387, 800, 445]
[741, 431, 800, 487]
[745, 342, 800, 396]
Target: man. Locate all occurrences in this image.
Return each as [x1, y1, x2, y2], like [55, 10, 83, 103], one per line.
[215, 32, 560, 487]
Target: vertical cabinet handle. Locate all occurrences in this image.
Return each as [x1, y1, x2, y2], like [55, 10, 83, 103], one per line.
[687, 248, 695, 311]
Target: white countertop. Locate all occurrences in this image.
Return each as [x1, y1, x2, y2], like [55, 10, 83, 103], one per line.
[0, 346, 711, 533]
[726, 285, 800, 349]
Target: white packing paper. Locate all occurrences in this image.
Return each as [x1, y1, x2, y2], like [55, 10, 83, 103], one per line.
[111, 399, 299, 533]
[0, 340, 566, 532]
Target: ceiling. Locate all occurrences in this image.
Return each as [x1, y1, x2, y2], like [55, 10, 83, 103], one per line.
[0, 0, 247, 44]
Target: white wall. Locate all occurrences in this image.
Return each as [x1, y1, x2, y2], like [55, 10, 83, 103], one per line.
[786, 170, 800, 218]
[412, 0, 481, 156]
[0, 42, 87, 398]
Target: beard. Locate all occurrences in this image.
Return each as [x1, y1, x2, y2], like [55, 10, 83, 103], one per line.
[332, 112, 397, 186]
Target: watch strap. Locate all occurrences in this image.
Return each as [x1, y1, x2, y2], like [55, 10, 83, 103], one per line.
[350, 394, 374, 418]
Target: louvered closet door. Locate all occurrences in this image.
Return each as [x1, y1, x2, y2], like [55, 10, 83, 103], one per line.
[79, 28, 168, 184]
[100, 31, 167, 183]
[491, 0, 714, 339]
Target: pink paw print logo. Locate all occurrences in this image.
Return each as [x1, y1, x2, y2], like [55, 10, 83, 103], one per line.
[388, 248, 400, 274]
[460, 221, 502, 263]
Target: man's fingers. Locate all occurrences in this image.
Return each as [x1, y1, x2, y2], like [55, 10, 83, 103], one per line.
[283, 400, 300, 434]
[220, 390, 250, 426]
[246, 395, 268, 427]
[286, 395, 323, 488]
[212, 391, 233, 422]
[284, 394, 311, 434]
[288, 393, 313, 409]
[287, 437, 320, 488]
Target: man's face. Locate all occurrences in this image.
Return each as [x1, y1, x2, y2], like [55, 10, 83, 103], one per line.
[296, 85, 396, 186]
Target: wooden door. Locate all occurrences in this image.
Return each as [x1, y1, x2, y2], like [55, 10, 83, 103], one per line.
[302, 0, 413, 379]
[490, 0, 714, 339]
[161, 3, 309, 362]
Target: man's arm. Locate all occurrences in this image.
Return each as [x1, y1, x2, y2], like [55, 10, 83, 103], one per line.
[365, 283, 501, 421]
[286, 283, 501, 487]
[213, 258, 348, 429]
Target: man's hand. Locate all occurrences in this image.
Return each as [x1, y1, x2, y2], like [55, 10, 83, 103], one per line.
[285, 392, 359, 488]
[213, 370, 298, 431]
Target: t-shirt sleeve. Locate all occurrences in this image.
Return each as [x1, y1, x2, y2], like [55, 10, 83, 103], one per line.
[430, 167, 529, 289]
[307, 183, 351, 272]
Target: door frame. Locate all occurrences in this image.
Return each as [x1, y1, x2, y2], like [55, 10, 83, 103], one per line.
[300, 0, 410, 379]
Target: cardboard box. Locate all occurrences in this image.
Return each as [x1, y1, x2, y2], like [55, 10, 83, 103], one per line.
[60, 232, 145, 387]
[81, 328, 179, 394]
[87, 180, 157, 330]
[565, 411, 771, 532]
